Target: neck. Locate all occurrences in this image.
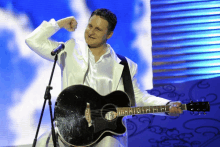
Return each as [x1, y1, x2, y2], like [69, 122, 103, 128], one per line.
[117, 104, 187, 116]
[89, 43, 107, 57]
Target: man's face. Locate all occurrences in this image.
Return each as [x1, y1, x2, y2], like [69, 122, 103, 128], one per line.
[84, 15, 112, 48]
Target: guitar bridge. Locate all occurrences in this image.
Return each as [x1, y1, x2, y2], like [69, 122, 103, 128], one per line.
[85, 103, 92, 127]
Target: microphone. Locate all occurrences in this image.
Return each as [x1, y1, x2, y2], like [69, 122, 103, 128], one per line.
[51, 44, 65, 56]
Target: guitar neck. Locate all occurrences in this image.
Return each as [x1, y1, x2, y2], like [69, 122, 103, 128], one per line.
[117, 104, 187, 116]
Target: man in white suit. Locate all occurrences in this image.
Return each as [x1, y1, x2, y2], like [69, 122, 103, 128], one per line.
[25, 8, 182, 147]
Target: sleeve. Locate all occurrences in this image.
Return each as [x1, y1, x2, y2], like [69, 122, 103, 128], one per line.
[131, 62, 171, 115]
[25, 19, 63, 64]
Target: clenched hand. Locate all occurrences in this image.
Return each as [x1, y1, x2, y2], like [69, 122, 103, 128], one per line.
[57, 16, 78, 32]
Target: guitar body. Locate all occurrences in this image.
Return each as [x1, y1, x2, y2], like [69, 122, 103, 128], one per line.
[54, 85, 131, 146]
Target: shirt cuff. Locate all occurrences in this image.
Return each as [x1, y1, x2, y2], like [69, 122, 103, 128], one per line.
[49, 18, 60, 30]
[166, 101, 172, 105]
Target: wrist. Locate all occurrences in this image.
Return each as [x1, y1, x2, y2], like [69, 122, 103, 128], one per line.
[165, 101, 172, 115]
[57, 20, 64, 28]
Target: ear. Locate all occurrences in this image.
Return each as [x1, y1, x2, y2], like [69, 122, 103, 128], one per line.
[107, 31, 113, 39]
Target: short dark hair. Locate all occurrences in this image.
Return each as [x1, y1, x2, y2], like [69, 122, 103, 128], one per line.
[90, 8, 117, 32]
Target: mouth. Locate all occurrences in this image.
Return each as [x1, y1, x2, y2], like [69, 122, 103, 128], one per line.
[89, 36, 96, 39]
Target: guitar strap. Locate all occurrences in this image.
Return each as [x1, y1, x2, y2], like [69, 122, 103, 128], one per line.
[116, 54, 136, 107]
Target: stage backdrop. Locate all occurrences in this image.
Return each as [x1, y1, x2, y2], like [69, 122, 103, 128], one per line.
[0, 0, 219, 147]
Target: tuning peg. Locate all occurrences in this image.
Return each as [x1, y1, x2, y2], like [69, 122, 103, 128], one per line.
[201, 112, 206, 115]
[198, 111, 207, 115]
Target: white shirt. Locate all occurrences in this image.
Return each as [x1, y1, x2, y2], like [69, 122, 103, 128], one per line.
[83, 46, 127, 146]
[84, 45, 114, 96]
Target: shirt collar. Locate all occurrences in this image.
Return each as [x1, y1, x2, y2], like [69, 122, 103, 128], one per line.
[88, 44, 112, 58]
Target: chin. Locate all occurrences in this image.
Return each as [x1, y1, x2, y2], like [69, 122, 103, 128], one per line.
[86, 41, 98, 48]
[88, 44, 98, 48]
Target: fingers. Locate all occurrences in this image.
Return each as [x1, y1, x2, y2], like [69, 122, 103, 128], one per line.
[58, 16, 78, 32]
[168, 101, 183, 116]
[169, 107, 183, 116]
[69, 20, 77, 31]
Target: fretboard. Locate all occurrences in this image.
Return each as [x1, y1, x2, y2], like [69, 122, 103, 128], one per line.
[117, 104, 187, 116]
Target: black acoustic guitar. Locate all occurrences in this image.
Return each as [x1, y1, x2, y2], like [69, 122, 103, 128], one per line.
[54, 85, 210, 146]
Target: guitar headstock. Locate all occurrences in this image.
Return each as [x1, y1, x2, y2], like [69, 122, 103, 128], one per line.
[186, 101, 210, 114]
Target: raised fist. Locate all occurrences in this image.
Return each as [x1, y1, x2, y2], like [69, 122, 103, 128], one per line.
[57, 16, 77, 32]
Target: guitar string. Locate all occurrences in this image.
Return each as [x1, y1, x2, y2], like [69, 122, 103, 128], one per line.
[57, 106, 169, 116]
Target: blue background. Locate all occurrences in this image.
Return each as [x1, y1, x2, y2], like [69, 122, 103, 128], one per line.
[0, 0, 219, 146]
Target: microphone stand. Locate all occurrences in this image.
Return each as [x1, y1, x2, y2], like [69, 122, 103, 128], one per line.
[32, 53, 58, 147]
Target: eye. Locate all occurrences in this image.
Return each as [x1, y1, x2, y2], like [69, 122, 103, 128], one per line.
[96, 28, 102, 31]
[88, 24, 92, 28]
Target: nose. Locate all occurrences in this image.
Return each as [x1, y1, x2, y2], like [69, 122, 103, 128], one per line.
[88, 28, 95, 36]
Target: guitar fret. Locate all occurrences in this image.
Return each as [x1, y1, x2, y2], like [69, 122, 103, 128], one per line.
[161, 106, 165, 112]
[136, 108, 140, 114]
[146, 107, 150, 113]
[142, 107, 145, 113]
[156, 106, 159, 113]
[154, 106, 158, 113]
[125, 109, 128, 115]
[129, 108, 133, 115]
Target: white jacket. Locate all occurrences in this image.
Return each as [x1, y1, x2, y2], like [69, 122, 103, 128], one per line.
[25, 19, 170, 108]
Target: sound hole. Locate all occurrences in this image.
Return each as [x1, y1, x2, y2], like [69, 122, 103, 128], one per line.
[101, 104, 117, 122]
